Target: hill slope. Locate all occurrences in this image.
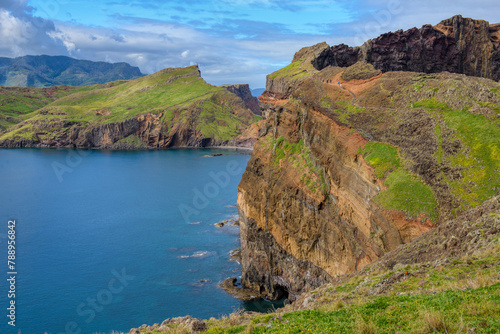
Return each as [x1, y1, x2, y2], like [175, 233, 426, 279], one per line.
[0, 85, 84, 131]
[0, 65, 260, 149]
[0, 55, 144, 87]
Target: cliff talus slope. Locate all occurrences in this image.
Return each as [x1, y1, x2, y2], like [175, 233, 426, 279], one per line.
[238, 21, 500, 300]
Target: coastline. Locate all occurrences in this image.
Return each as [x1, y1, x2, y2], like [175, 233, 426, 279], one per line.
[0, 144, 254, 152]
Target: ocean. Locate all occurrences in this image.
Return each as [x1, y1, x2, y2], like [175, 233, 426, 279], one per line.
[0, 148, 262, 334]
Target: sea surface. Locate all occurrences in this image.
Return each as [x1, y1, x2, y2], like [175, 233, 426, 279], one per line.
[0, 148, 267, 334]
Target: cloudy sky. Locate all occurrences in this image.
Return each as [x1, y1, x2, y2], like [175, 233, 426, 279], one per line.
[1, 0, 499, 88]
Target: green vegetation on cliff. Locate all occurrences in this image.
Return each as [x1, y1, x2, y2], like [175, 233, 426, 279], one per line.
[268, 59, 316, 82]
[43, 66, 215, 123]
[432, 107, 500, 212]
[268, 136, 328, 194]
[362, 142, 438, 220]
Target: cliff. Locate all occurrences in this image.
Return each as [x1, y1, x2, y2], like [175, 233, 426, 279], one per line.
[0, 65, 261, 149]
[0, 55, 144, 87]
[310, 15, 500, 81]
[222, 84, 262, 115]
[237, 19, 500, 300]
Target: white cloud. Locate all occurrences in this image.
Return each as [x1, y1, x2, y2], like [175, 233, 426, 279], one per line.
[2, 0, 500, 89]
[0, 9, 30, 43]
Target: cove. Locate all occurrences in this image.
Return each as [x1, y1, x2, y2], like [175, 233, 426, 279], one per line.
[0, 148, 264, 334]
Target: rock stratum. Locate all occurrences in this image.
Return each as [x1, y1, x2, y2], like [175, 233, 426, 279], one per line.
[0, 65, 261, 149]
[312, 15, 500, 81]
[237, 16, 500, 301]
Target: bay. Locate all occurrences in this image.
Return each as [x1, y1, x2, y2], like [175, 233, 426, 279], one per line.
[0, 148, 253, 334]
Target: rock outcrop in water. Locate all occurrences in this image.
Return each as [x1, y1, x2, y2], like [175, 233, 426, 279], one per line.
[237, 16, 500, 300]
[310, 15, 500, 81]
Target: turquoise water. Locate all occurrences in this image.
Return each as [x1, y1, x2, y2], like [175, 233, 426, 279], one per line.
[0, 148, 256, 334]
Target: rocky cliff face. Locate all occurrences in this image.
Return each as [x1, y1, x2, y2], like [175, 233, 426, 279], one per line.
[311, 15, 500, 81]
[223, 84, 262, 115]
[237, 28, 500, 300]
[0, 105, 259, 149]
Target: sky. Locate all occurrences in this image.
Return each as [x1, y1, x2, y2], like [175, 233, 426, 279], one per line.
[0, 0, 499, 88]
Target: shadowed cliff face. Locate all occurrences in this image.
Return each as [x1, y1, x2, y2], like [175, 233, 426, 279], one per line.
[223, 84, 262, 116]
[237, 23, 500, 299]
[311, 15, 500, 81]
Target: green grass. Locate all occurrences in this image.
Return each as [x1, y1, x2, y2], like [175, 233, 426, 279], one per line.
[46, 66, 216, 124]
[0, 123, 37, 141]
[336, 101, 365, 124]
[204, 283, 500, 333]
[196, 97, 245, 141]
[361, 142, 401, 178]
[376, 169, 438, 221]
[438, 109, 500, 211]
[362, 142, 438, 221]
[268, 60, 313, 81]
[271, 136, 328, 194]
[412, 98, 451, 111]
[410, 93, 500, 212]
[0, 85, 81, 130]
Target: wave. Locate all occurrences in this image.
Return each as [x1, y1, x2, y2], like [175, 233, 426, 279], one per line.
[178, 250, 216, 259]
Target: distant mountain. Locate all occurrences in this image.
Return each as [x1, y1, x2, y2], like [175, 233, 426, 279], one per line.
[0, 55, 144, 87]
[251, 88, 265, 97]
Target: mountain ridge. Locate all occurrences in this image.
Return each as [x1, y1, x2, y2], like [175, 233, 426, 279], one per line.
[0, 55, 144, 87]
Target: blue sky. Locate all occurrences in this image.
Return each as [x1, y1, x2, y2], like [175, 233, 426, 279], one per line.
[1, 0, 500, 88]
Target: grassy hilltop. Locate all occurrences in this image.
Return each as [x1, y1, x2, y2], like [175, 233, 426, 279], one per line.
[0, 65, 260, 148]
